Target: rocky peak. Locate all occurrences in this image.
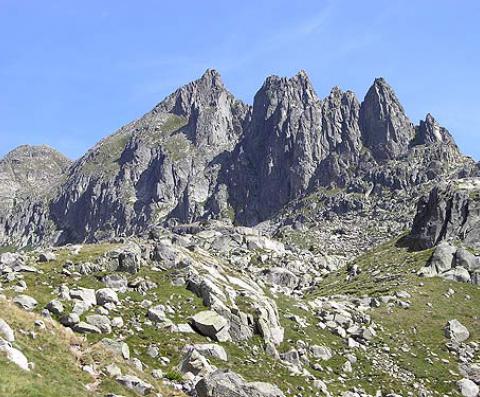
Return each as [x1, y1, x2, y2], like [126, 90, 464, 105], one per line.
[359, 77, 415, 161]
[416, 113, 457, 146]
[256, 71, 318, 112]
[0, 145, 70, 238]
[0, 145, 70, 192]
[147, 69, 249, 149]
[320, 87, 362, 158]
[155, 68, 229, 117]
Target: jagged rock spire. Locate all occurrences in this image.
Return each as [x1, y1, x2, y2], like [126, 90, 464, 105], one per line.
[416, 113, 456, 146]
[359, 77, 415, 160]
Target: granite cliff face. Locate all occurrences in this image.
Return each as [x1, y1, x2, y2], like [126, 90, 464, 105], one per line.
[0, 69, 476, 248]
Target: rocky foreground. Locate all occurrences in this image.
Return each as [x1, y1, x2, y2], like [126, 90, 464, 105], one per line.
[1, 70, 480, 396]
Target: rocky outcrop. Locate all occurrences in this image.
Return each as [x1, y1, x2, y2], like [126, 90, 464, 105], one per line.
[409, 179, 480, 249]
[0, 145, 70, 218]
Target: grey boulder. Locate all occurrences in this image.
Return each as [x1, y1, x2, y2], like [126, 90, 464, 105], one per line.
[445, 319, 470, 343]
[191, 311, 231, 342]
[457, 378, 479, 397]
[0, 319, 15, 342]
[196, 370, 284, 397]
[13, 295, 38, 311]
[116, 375, 153, 396]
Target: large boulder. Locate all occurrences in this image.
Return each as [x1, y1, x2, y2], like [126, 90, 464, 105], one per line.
[442, 267, 471, 283]
[38, 252, 56, 262]
[0, 319, 15, 342]
[188, 343, 228, 361]
[179, 348, 216, 377]
[85, 314, 112, 334]
[0, 339, 29, 371]
[100, 338, 130, 359]
[118, 249, 142, 274]
[116, 375, 153, 396]
[190, 311, 231, 342]
[429, 242, 456, 273]
[102, 274, 128, 291]
[72, 321, 102, 334]
[445, 320, 470, 343]
[245, 236, 285, 254]
[151, 240, 177, 268]
[261, 267, 298, 289]
[13, 295, 38, 311]
[147, 305, 167, 323]
[196, 370, 285, 397]
[457, 378, 479, 397]
[96, 288, 119, 306]
[46, 299, 64, 315]
[310, 345, 332, 361]
[70, 288, 97, 308]
[455, 248, 480, 271]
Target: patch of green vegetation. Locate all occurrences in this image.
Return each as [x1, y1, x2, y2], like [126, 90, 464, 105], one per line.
[306, 234, 480, 394]
[162, 135, 192, 161]
[276, 230, 320, 253]
[9, 243, 120, 309]
[80, 131, 132, 177]
[0, 245, 16, 254]
[312, 235, 433, 298]
[370, 277, 480, 394]
[161, 115, 188, 135]
[0, 300, 182, 397]
[165, 370, 184, 381]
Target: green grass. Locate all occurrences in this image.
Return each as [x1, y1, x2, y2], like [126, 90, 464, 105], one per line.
[160, 115, 188, 135]
[305, 235, 480, 395]
[312, 235, 434, 298]
[162, 135, 192, 161]
[79, 131, 132, 177]
[0, 300, 184, 397]
[3, 234, 478, 396]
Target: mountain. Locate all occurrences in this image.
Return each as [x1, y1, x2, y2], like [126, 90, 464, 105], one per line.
[0, 69, 476, 249]
[2, 70, 480, 397]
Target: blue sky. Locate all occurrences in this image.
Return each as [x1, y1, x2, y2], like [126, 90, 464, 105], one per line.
[1, 0, 479, 160]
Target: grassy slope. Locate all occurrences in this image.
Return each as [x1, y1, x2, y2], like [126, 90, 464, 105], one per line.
[2, 237, 479, 396]
[0, 244, 186, 397]
[0, 300, 184, 397]
[308, 236, 480, 395]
